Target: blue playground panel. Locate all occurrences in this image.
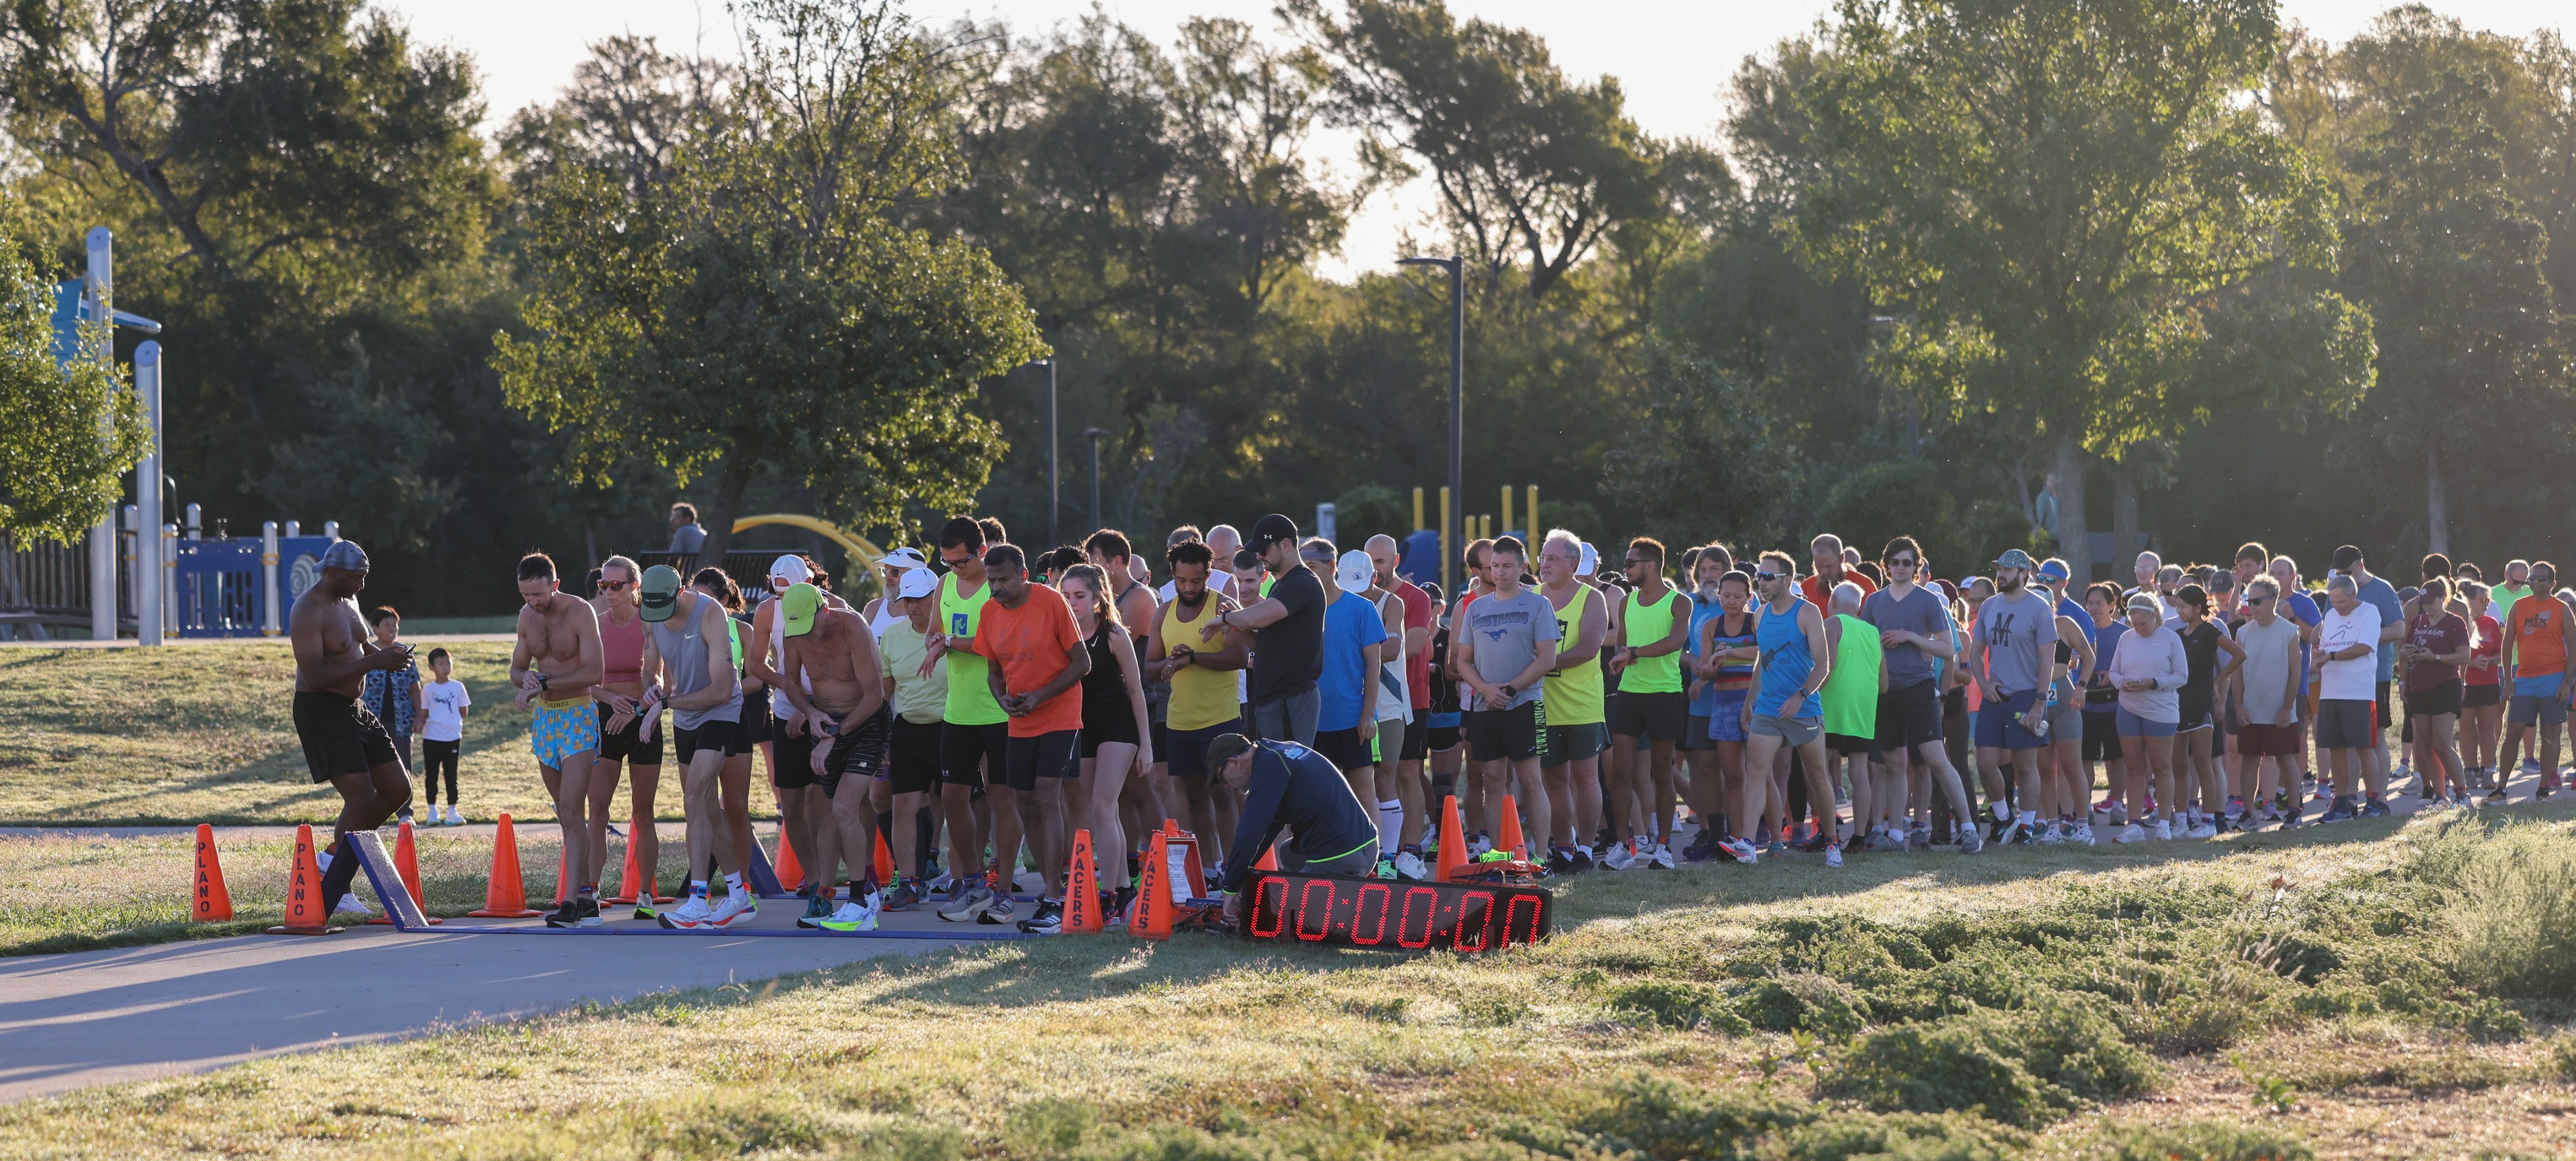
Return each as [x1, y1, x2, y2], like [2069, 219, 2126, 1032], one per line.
[171, 535, 338, 637]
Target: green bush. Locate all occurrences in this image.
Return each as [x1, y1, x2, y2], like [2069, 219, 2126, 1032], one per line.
[1822, 998, 2159, 1129]
[2409, 819, 2576, 1001]
[2052, 1120, 2315, 1161]
[1564, 1075, 1807, 1161]
[1555, 1076, 2019, 1161]
[1333, 484, 1410, 551]
[1607, 980, 1753, 1034]
[1739, 974, 1868, 1039]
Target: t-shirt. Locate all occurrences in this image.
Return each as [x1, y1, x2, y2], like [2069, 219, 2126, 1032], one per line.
[2316, 602, 2382, 703]
[2086, 620, 2128, 708]
[2492, 583, 2534, 631]
[1861, 584, 1953, 689]
[973, 583, 1084, 737]
[1398, 580, 1436, 711]
[1460, 589, 1561, 710]
[2356, 576, 2403, 682]
[2056, 594, 2095, 645]
[2406, 611, 2468, 692]
[2233, 616, 2301, 725]
[1975, 589, 2057, 694]
[2508, 594, 2568, 679]
[1250, 567, 1325, 704]
[2280, 589, 2322, 693]
[1317, 591, 1391, 732]
[940, 572, 1007, 725]
[421, 678, 470, 742]
[2467, 614, 2503, 686]
[878, 615, 948, 725]
[1800, 570, 1876, 610]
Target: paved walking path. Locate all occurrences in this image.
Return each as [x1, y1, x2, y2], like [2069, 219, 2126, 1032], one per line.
[0, 909, 981, 1103]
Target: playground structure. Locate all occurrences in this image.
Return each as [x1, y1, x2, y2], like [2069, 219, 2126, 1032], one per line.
[634, 514, 888, 600]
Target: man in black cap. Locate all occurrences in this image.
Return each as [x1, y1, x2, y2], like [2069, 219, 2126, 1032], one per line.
[1205, 733, 1383, 925]
[1209, 513, 1326, 745]
[288, 539, 416, 920]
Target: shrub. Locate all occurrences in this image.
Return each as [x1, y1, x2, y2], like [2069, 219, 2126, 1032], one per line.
[1737, 974, 1868, 1039]
[2053, 1120, 2316, 1161]
[2410, 819, 2576, 1002]
[1565, 1075, 1807, 1161]
[1762, 1109, 2020, 1161]
[1607, 981, 1753, 1034]
[1822, 997, 2159, 1129]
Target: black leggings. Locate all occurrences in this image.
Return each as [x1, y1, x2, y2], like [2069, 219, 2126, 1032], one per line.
[421, 738, 459, 805]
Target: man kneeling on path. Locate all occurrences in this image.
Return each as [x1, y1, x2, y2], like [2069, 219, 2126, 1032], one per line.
[289, 539, 416, 919]
[1208, 733, 1383, 928]
[780, 582, 894, 933]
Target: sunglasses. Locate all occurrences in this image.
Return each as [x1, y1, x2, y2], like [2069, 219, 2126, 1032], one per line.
[598, 579, 632, 592]
[1889, 557, 1918, 568]
[1624, 557, 1651, 567]
[1753, 571, 1785, 583]
[2244, 597, 2268, 607]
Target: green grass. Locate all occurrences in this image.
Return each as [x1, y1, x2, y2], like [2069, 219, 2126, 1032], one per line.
[3, 814, 2572, 1158]
[0, 642, 720, 826]
[399, 616, 518, 636]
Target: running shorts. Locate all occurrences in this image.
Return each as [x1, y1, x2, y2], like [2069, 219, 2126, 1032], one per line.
[772, 714, 819, 789]
[595, 702, 665, 765]
[1611, 690, 1687, 742]
[2314, 698, 2376, 749]
[1708, 691, 1749, 743]
[818, 705, 893, 799]
[1465, 701, 1546, 762]
[1313, 726, 1373, 773]
[1873, 680, 1940, 752]
[294, 691, 399, 784]
[940, 719, 1008, 789]
[1166, 719, 1242, 779]
[1001, 730, 1079, 791]
[1750, 713, 1822, 746]
[530, 697, 601, 768]
[888, 717, 942, 796]
[2408, 679, 2462, 719]
[1541, 721, 1606, 768]
[673, 718, 738, 766]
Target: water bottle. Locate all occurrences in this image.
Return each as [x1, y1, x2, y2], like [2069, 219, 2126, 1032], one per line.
[2030, 684, 2057, 740]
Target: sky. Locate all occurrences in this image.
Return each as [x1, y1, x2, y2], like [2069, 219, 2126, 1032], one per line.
[383, 0, 2572, 280]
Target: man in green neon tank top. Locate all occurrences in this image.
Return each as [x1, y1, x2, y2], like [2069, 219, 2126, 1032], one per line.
[1606, 537, 1689, 869]
[925, 516, 1006, 922]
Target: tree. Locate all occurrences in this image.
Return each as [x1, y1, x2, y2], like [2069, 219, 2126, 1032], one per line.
[0, 196, 141, 542]
[1598, 343, 1795, 551]
[1777, 0, 2372, 583]
[495, 0, 1046, 566]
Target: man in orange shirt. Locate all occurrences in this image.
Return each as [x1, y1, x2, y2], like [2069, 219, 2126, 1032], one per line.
[1802, 533, 1877, 610]
[953, 543, 1091, 931]
[2493, 561, 2573, 804]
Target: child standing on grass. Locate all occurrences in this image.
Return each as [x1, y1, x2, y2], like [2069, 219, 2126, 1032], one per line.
[421, 648, 470, 825]
[359, 606, 421, 822]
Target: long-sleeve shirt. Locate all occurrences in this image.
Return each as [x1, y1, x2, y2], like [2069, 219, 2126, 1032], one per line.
[1220, 741, 1383, 894]
[2106, 622, 2187, 724]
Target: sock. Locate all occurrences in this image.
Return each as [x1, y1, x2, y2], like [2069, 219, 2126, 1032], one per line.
[2018, 810, 2036, 827]
[1992, 802, 2012, 822]
[316, 843, 359, 905]
[724, 871, 744, 896]
[689, 879, 709, 899]
[1378, 800, 1402, 854]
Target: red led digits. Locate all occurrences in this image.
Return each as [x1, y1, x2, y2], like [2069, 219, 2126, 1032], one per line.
[1502, 892, 1545, 947]
[1247, 876, 1287, 939]
[1295, 878, 1334, 941]
[1350, 882, 1391, 945]
[1452, 890, 1494, 952]
[1397, 886, 1439, 948]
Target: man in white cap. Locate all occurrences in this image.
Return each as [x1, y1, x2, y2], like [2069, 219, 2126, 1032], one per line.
[1306, 540, 1390, 857]
[289, 538, 418, 921]
[877, 566, 950, 910]
[863, 547, 928, 637]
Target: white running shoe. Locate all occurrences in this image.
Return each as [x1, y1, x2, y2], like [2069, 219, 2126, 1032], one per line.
[818, 901, 878, 933]
[1600, 843, 1635, 871]
[2114, 822, 2147, 844]
[708, 892, 755, 927]
[938, 885, 997, 923]
[1649, 843, 1677, 870]
[2153, 820, 2173, 841]
[2036, 823, 2064, 845]
[1720, 838, 1759, 864]
[2185, 821, 2218, 839]
[658, 894, 714, 929]
[333, 892, 373, 916]
[1823, 842, 1843, 869]
[1392, 851, 1430, 881]
[2070, 824, 2097, 846]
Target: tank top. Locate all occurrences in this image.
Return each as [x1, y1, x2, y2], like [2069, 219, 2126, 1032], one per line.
[1707, 610, 1758, 694]
[1160, 596, 1239, 731]
[1822, 613, 1881, 736]
[940, 572, 1008, 724]
[1620, 587, 1684, 693]
[1753, 598, 1816, 719]
[650, 595, 742, 730]
[598, 610, 644, 686]
[1079, 619, 1131, 733]
[2469, 614, 2502, 686]
[765, 595, 810, 718]
[1542, 583, 1604, 727]
[868, 599, 900, 639]
[2177, 620, 2221, 723]
[1373, 591, 1410, 724]
[1684, 592, 1725, 714]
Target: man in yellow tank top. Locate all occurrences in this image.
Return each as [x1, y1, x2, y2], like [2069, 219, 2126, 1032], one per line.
[1538, 529, 1609, 871]
[1146, 540, 1251, 865]
[1606, 537, 1689, 869]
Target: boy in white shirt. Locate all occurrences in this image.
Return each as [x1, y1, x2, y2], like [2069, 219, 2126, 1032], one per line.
[420, 648, 472, 825]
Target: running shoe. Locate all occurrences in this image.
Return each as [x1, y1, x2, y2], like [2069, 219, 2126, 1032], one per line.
[2152, 819, 2173, 841]
[1907, 826, 1931, 851]
[1016, 899, 1063, 935]
[334, 892, 375, 917]
[2005, 821, 2035, 846]
[709, 892, 755, 927]
[2318, 797, 2358, 823]
[631, 899, 659, 923]
[818, 900, 878, 933]
[2450, 789, 2473, 807]
[2069, 823, 2097, 847]
[2185, 821, 2218, 839]
[2540, 779, 2559, 800]
[2485, 784, 2510, 804]
[1392, 850, 1431, 880]
[1475, 847, 1512, 864]
[1766, 838, 1789, 859]
[2524, 756, 2545, 775]
[1649, 843, 1677, 870]
[1823, 841, 1844, 868]
[1681, 833, 1720, 863]
[1378, 858, 1402, 879]
[1719, 837, 1760, 864]
[544, 898, 584, 929]
[445, 806, 466, 826]
[977, 894, 1018, 926]
[2361, 796, 2390, 818]
[2036, 823, 2064, 845]
[938, 884, 996, 922]
[1468, 833, 1494, 858]
[657, 895, 713, 929]
[2091, 795, 2122, 816]
[2114, 822, 2147, 844]
[1569, 846, 1595, 873]
[1599, 842, 1634, 871]
[1959, 825, 1985, 854]
[798, 894, 834, 927]
[883, 879, 923, 913]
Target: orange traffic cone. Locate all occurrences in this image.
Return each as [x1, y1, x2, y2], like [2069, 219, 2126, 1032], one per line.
[553, 845, 572, 906]
[266, 824, 341, 935]
[1133, 830, 1172, 940]
[1062, 829, 1103, 933]
[774, 830, 808, 893]
[1497, 794, 1527, 861]
[1253, 842, 1280, 871]
[371, 821, 440, 925]
[467, 812, 542, 917]
[1164, 820, 1207, 898]
[192, 823, 233, 922]
[872, 828, 895, 887]
[1436, 795, 1469, 882]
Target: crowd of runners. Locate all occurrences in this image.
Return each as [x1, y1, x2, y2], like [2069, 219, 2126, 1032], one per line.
[284, 510, 2575, 936]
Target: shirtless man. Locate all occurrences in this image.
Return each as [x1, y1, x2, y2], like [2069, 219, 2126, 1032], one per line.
[780, 582, 893, 932]
[637, 565, 753, 929]
[289, 540, 415, 919]
[508, 552, 604, 928]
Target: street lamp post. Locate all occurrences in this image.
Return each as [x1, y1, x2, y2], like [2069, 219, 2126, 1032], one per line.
[1399, 255, 1465, 596]
[1031, 357, 1060, 548]
[1084, 427, 1109, 534]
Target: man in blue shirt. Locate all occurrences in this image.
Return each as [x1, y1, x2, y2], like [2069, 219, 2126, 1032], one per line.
[1306, 538, 1390, 811]
[2334, 545, 2406, 790]
[2039, 558, 2093, 646]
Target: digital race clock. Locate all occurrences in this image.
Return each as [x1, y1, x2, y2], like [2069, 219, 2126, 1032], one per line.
[1237, 872, 1552, 951]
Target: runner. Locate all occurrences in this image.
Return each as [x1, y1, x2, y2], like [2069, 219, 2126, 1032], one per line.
[861, 547, 929, 636]
[2398, 576, 2471, 806]
[876, 567, 948, 910]
[707, 571, 765, 910]
[2107, 594, 2186, 841]
[1369, 534, 1438, 878]
[2039, 590, 2097, 843]
[2459, 578, 2503, 794]
[585, 556, 662, 919]
[1967, 550, 2056, 845]
[1818, 582, 1883, 851]
[1679, 545, 1732, 859]
[2268, 556, 2324, 805]
[1352, 548, 1413, 875]
[1801, 534, 1876, 610]
[2231, 577, 2302, 827]
[2079, 583, 2130, 828]
[1208, 733, 1383, 921]
[1859, 538, 1977, 852]
[508, 552, 606, 927]
[1697, 568, 1767, 856]
[1449, 535, 1560, 860]
[635, 565, 749, 928]
[930, 517, 1008, 922]
[1062, 562, 1150, 920]
[1146, 540, 1247, 867]
[2314, 576, 2389, 821]
[1217, 514, 1326, 746]
[1537, 529, 1609, 871]
[2171, 585, 2242, 838]
[1303, 540, 1389, 860]
[287, 540, 416, 920]
[954, 544, 1088, 933]
[2493, 562, 2572, 805]
[774, 579, 893, 933]
[746, 555, 830, 904]
[1448, 538, 1497, 840]
[1606, 538, 1687, 868]
[2331, 545, 2405, 798]
[1731, 551, 1838, 866]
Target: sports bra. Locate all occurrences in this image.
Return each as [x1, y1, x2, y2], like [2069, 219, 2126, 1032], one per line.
[599, 610, 644, 686]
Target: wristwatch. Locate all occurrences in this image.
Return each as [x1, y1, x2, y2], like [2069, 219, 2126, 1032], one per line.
[1500, 684, 1518, 700]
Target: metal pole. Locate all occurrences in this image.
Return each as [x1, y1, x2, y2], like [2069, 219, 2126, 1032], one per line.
[1447, 258, 1464, 596]
[261, 521, 281, 637]
[134, 342, 161, 646]
[1438, 486, 1452, 596]
[1046, 359, 1059, 549]
[85, 228, 115, 640]
[1084, 427, 1107, 534]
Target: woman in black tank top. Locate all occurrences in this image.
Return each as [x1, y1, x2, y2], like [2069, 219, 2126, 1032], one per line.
[1062, 567, 1150, 911]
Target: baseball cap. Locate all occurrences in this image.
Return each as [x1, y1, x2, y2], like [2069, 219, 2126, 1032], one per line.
[1204, 732, 1255, 771]
[769, 554, 812, 587]
[897, 568, 937, 599]
[781, 582, 823, 637]
[1577, 542, 1599, 577]
[639, 565, 682, 621]
[1993, 549, 2039, 572]
[318, 540, 369, 572]
[1248, 513, 1299, 554]
[880, 547, 927, 571]
[2037, 559, 2071, 582]
[1336, 550, 1373, 591]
